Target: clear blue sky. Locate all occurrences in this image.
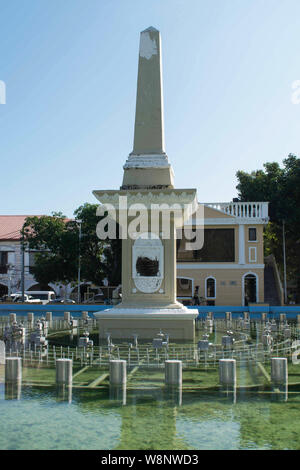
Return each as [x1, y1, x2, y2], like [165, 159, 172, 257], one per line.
[1, 0, 300, 217]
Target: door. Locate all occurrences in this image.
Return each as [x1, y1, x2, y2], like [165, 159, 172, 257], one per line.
[244, 274, 257, 305]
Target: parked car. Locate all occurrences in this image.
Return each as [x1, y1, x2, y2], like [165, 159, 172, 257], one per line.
[6, 291, 55, 305]
[25, 290, 55, 304]
[10, 293, 42, 304]
[49, 298, 76, 304]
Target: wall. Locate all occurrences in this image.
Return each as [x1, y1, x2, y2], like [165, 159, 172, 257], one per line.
[176, 267, 264, 306]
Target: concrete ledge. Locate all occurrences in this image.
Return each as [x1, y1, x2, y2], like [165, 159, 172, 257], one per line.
[95, 307, 198, 340]
[94, 307, 198, 320]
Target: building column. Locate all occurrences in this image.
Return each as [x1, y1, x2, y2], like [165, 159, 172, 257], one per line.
[238, 224, 245, 265]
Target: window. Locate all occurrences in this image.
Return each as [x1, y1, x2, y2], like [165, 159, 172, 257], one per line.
[177, 228, 235, 262]
[30, 293, 48, 300]
[179, 278, 190, 288]
[206, 277, 216, 299]
[177, 278, 193, 298]
[248, 228, 257, 241]
[0, 252, 8, 274]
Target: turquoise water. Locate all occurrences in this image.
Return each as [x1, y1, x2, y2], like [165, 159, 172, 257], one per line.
[1, 383, 300, 450]
[1, 318, 300, 450]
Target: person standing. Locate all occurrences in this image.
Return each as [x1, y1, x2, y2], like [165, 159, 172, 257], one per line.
[193, 286, 200, 306]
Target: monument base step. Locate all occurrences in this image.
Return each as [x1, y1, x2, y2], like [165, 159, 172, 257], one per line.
[94, 307, 198, 340]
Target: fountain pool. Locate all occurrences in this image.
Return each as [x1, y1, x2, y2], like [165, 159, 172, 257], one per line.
[1, 315, 300, 450]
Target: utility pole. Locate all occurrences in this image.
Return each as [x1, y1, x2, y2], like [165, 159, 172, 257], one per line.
[21, 233, 25, 302]
[282, 220, 287, 304]
[77, 220, 82, 304]
[7, 265, 12, 296]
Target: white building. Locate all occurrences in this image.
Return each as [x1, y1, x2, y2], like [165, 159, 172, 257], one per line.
[0, 215, 68, 298]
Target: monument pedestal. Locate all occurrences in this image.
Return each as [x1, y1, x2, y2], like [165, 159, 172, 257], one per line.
[95, 307, 198, 340]
[93, 188, 198, 341]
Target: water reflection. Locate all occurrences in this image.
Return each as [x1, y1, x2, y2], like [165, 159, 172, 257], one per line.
[165, 385, 182, 406]
[219, 385, 237, 404]
[271, 384, 288, 402]
[56, 384, 72, 403]
[69, 328, 78, 342]
[1, 383, 300, 449]
[5, 381, 21, 400]
[109, 385, 126, 405]
[115, 388, 179, 450]
[4, 380, 22, 400]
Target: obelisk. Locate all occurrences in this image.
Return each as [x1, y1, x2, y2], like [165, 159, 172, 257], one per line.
[122, 27, 174, 190]
[93, 27, 198, 340]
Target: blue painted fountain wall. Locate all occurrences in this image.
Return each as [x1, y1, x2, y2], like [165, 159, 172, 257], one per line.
[1, 304, 300, 319]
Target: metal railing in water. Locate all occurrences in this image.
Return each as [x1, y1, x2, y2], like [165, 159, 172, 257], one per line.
[2, 318, 298, 370]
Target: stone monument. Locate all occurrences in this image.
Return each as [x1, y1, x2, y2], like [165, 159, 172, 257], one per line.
[93, 27, 199, 340]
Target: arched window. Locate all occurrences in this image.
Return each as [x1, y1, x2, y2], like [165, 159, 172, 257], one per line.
[205, 277, 216, 299]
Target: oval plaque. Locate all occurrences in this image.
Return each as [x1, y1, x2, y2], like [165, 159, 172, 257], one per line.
[132, 233, 164, 293]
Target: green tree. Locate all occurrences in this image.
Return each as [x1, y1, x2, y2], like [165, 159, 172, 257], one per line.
[236, 154, 300, 301]
[22, 203, 121, 294]
[73, 203, 121, 286]
[22, 213, 78, 290]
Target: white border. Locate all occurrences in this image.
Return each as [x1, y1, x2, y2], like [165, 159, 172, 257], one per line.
[249, 246, 257, 263]
[177, 263, 264, 269]
[185, 218, 267, 226]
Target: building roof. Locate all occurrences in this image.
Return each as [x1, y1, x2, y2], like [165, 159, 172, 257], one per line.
[0, 215, 74, 241]
[0, 215, 42, 241]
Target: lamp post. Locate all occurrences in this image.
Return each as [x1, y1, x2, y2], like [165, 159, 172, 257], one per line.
[282, 220, 287, 304]
[21, 233, 25, 302]
[77, 220, 82, 304]
[7, 265, 12, 297]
